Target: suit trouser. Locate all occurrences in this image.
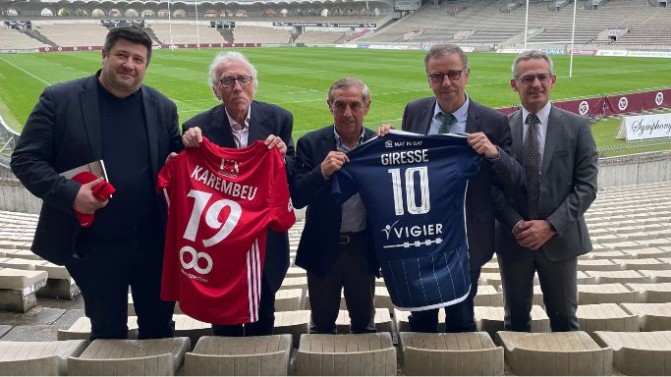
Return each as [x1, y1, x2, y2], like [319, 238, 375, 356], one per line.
[307, 235, 376, 334]
[211, 275, 275, 336]
[66, 233, 175, 340]
[498, 249, 579, 332]
[408, 267, 481, 333]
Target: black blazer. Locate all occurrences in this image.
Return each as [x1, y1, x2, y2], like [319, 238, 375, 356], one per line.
[11, 72, 182, 265]
[495, 106, 598, 261]
[183, 101, 294, 293]
[401, 97, 524, 269]
[290, 125, 378, 279]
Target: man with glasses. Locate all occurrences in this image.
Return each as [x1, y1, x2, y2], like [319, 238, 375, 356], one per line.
[291, 77, 378, 334]
[394, 43, 523, 333]
[181, 51, 293, 336]
[495, 50, 597, 331]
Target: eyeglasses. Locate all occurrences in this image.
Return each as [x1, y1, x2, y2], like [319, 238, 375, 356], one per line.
[219, 75, 253, 88]
[428, 70, 464, 83]
[517, 73, 552, 85]
[331, 99, 365, 112]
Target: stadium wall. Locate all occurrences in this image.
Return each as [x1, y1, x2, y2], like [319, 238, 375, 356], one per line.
[0, 152, 669, 214]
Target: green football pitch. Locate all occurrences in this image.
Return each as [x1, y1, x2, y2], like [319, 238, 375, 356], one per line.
[0, 47, 669, 151]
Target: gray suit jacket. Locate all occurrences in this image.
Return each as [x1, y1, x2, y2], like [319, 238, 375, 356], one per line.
[494, 105, 598, 261]
[402, 97, 524, 269]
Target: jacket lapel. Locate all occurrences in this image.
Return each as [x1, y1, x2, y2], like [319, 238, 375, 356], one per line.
[80, 75, 102, 160]
[211, 105, 237, 148]
[415, 100, 433, 135]
[542, 106, 561, 176]
[465, 101, 479, 134]
[248, 102, 268, 144]
[510, 111, 524, 160]
[142, 88, 159, 177]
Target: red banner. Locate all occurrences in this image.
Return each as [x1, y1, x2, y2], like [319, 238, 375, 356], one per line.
[497, 89, 671, 118]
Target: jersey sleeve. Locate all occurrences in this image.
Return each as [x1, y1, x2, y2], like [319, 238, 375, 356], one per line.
[157, 154, 177, 191]
[268, 148, 296, 232]
[331, 163, 359, 204]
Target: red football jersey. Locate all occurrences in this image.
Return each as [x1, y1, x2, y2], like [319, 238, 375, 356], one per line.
[157, 137, 295, 325]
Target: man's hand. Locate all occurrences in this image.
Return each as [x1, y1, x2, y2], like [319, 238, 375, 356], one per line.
[513, 220, 556, 250]
[182, 127, 203, 148]
[73, 178, 108, 214]
[264, 134, 287, 156]
[165, 152, 178, 164]
[467, 132, 499, 159]
[320, 151, 349, 179]
[377, 123, 395, 136]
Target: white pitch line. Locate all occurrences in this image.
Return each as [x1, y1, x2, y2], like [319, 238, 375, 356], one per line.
[0, 56, 51, 86]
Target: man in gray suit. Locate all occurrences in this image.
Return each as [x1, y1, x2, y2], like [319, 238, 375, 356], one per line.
[495, 50, 598, 332]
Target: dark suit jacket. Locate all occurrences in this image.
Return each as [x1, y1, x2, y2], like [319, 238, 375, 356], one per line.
[402, 97, 524, 269]
[495, 105, 598, 261]
[290, 125, 378, 278]
[11, 72, 182, 265]
[183, 101, 294, 293]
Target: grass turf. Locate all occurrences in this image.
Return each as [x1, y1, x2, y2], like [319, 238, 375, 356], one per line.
[0, 47, 669, 153]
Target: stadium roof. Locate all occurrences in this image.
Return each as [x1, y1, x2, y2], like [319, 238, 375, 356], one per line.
[29, 0, 370, 4]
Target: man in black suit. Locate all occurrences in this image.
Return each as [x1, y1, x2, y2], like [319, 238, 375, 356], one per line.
[11, 27, 181, 340]
[495, 50, 598, 331]
[291, 77, 378, 334]
[181, 51, 293, 336]
[397, 43, 523, 333]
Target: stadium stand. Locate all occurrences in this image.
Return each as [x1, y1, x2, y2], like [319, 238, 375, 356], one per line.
[32, 21, 108, 47]
[0, 27, 46, 50]
[148, 21, 225, 45]
[0, 177, 668, 373]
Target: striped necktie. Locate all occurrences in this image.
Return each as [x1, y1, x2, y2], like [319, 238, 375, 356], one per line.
[524, 113, 541, 219]
[438, 112, 457, 134]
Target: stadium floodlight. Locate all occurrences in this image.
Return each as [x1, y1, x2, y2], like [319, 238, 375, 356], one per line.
[569, 0, 578, 78]
[167, 0, 174, 48]
[524, 0, 529, 48]
[195, 0, 200, 49]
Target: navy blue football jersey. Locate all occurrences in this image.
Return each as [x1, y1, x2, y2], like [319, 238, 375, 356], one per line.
[333, 130, 481, 311]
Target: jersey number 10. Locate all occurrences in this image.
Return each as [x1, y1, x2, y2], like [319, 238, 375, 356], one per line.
[388, 166, 430, 216]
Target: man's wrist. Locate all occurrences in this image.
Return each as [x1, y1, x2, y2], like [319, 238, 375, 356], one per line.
[546, 220, 557, 234]
[485, 146, 500, 162]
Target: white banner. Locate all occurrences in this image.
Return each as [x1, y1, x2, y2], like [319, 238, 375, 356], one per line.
[617, 113, 671, 141]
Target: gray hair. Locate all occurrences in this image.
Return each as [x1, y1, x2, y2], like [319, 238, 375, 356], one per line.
[424, 43, 469, 72]
[208, 51, 258, 90]
[327, 77, 371, 104]
[511, 50, 554, 78]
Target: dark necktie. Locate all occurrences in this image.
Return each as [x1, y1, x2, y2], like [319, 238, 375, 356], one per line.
[524, 113, 541, 219]
[438, 112, 457, 134]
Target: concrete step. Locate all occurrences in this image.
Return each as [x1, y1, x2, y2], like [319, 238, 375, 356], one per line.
[68, 337, 190, 376]
[399, 331, 503, 376]
[593, 331, 671, 375]
[184, 334, 292, 376]
[576, 303, 639, 334]
[0, 339, 88, 375]
[296, 333, 396, 375]
[620, 302, 671, 331]
[495, 331, 612, 375]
